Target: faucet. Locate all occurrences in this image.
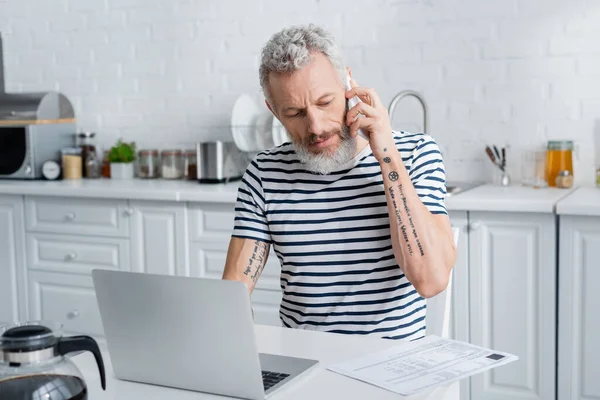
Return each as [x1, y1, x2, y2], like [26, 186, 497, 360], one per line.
[388, 90, 428, 133]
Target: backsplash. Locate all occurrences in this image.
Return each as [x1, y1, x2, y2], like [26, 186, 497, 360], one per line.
[0, 0, 599, 184]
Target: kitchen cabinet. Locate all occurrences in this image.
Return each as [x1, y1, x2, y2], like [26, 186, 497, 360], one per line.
[468, 211, 556, 400]
[130, 201, 188, 276]
[0, 195, 26, 325]
[448, 210, 470, 400]
[558, 215, 600, 400]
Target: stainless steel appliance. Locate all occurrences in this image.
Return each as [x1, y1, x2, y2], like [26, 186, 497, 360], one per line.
[0, 93, 76, 179]
[0, 34, 76, 179]
[196, 141, 248, 183]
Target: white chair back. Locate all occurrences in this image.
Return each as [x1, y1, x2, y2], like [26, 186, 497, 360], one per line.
[425, 227, 460, 338]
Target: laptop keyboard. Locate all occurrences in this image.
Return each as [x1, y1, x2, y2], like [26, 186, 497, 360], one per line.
[262, 370, 290, 391]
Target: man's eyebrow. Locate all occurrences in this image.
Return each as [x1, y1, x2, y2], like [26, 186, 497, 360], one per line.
[282, 93, 336, 112]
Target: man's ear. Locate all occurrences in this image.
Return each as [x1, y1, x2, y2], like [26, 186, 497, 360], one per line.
[265, 99, 276, 116]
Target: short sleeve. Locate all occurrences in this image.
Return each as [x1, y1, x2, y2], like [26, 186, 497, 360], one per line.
[231, 157, 272, 243]
[407, 135, 447, 215]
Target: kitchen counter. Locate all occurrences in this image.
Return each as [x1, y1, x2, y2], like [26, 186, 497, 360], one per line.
[555, 186, 600, 216]
[445, 183, 575, 213]
[0, 179, 585, 214]
[73, 324, 454, 400]
[0, 179, 241, 202]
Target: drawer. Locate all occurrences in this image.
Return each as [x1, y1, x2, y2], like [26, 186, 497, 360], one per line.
[188, 240, 282, 292]
[26, 196, 130, 237]
[27, 233, 130, 275]
[188, 203, 235, 242]
[28, 271, 105, 338]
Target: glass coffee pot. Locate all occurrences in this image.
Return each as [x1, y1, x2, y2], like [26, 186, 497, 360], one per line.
[0, 321, 106, 399]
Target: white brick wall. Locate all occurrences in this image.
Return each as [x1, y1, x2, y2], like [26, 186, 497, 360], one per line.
[1, 0, 599, 184]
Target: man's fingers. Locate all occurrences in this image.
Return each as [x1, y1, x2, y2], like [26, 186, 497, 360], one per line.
[345, 86, 380, 108]
[350, 116, 375, 137]
[346, 102, 377, 125]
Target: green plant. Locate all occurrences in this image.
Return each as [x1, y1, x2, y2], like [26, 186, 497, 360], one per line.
[107, 139, 136, 163]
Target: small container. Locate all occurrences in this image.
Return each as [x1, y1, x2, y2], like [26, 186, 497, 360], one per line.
[161, 149, 183, 179]
[555, 170, 574, 189]
[545, 140, 574, 188]
[61, 147, 82, 180]
[138, 149, 160, 179]
[76, 132, 97, 177]
[184, 149, 197, 180]
[85, 150, 101, 179]
[101, 150, 110, 178]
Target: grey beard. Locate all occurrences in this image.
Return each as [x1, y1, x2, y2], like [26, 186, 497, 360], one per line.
[293, 124, 357, 175]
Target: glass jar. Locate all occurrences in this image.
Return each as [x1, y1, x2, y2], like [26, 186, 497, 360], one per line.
[85, 150, 101, 179]
[545, 140, 574, 188]
[101, 149, 111, 178]
[61, 147, 82, 180]
[138, 149, 160, 179]
[184, 149, 197, 180]
[161, 149, 183, 179]
[76, 132, 97, 178]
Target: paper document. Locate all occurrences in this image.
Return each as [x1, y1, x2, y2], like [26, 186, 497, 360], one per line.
[327, 336, 518, 396]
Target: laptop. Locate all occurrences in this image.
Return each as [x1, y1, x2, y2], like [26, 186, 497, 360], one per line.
[91, 270, 319, 399]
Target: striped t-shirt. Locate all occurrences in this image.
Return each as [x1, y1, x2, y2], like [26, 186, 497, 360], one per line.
[232, 131, 447, 341]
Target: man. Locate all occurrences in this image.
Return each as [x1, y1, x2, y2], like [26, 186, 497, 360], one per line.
[222, 24, 456, 341]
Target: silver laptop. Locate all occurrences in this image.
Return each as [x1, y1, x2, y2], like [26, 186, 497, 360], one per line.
[92, 270, 319, 399]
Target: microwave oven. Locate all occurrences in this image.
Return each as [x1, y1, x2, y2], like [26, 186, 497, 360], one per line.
[0, 123, 75, 179]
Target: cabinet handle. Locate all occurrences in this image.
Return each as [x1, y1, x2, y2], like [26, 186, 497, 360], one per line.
[470, 221, 482, 231]
[67, 310, 80, 320]
[124, 209, 134, 217]
[65, 212, 76, 221]
[64, 253, 77, 261]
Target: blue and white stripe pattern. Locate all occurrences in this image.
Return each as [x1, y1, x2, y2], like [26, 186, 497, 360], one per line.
[232, 131, 447, 341]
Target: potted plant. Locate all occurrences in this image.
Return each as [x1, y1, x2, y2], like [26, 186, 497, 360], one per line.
[107, 139, 136, 179]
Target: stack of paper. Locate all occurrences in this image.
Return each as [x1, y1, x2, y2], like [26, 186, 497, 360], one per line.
[327, 336, 518, 396]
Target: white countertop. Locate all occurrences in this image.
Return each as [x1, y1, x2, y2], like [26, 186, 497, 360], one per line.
[555, 186, 600, 216]
[0, 179, 590, 215]
[445, 184, 575, 213]
[0, 179, 241, 203]
[73, 325, 454, 400]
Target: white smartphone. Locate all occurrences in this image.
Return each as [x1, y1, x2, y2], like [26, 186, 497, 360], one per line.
[345, 75, 369, 141]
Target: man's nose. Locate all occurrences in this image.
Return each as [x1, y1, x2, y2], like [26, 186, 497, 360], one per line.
[307, 109, 328, 136]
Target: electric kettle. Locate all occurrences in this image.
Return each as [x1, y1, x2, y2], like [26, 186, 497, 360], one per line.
[0, 321, 106, 399]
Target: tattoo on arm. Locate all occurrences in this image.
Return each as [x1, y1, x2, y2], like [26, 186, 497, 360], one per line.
[243, 240, 269, 282]
[388, 171, 399, 181]
[398, 184, 425, 256]
[383, 156, 391, 163]
[389, 187, 413, 255]
[384, 147, 387, 152]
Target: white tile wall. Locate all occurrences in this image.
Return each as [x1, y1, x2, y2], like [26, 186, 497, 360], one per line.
[0, 0, 599, 184]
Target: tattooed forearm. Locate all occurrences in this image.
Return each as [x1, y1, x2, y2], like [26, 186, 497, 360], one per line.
[245, 240, 269, 282]
[389, 187, 413, 255]
[398, 184, 425, 256]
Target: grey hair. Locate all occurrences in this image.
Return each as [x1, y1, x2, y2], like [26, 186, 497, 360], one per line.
[259, 24, 346, 104]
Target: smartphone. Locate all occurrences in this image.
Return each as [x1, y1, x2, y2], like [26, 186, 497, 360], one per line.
[345, 75, 369, 141]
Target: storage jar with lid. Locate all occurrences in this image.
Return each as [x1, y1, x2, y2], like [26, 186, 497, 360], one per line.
[138, 149, 160, 179]
[161, 150, 183, 179]
[184, 149, 197, 180]
[76, 132, 97, 178]
[545, 140, 574, 188]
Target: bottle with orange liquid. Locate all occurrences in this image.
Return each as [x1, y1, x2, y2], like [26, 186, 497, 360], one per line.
[545, 140, 574, 187]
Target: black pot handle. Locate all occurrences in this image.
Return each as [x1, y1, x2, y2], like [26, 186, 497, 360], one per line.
[57, 335, 106, 390]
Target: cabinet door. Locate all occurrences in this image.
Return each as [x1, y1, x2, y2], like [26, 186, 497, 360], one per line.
[448, 210, 470, 400]
[469, 211, 555, 400]
[130, 201, 188, 276]
[558, 215, 600, 400]
[0, 195, 26, 324]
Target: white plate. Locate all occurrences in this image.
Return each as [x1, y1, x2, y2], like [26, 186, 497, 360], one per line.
[271, 117, 289, 147]
[254, 112, 275, 149]
[231, 94, 260, 152]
